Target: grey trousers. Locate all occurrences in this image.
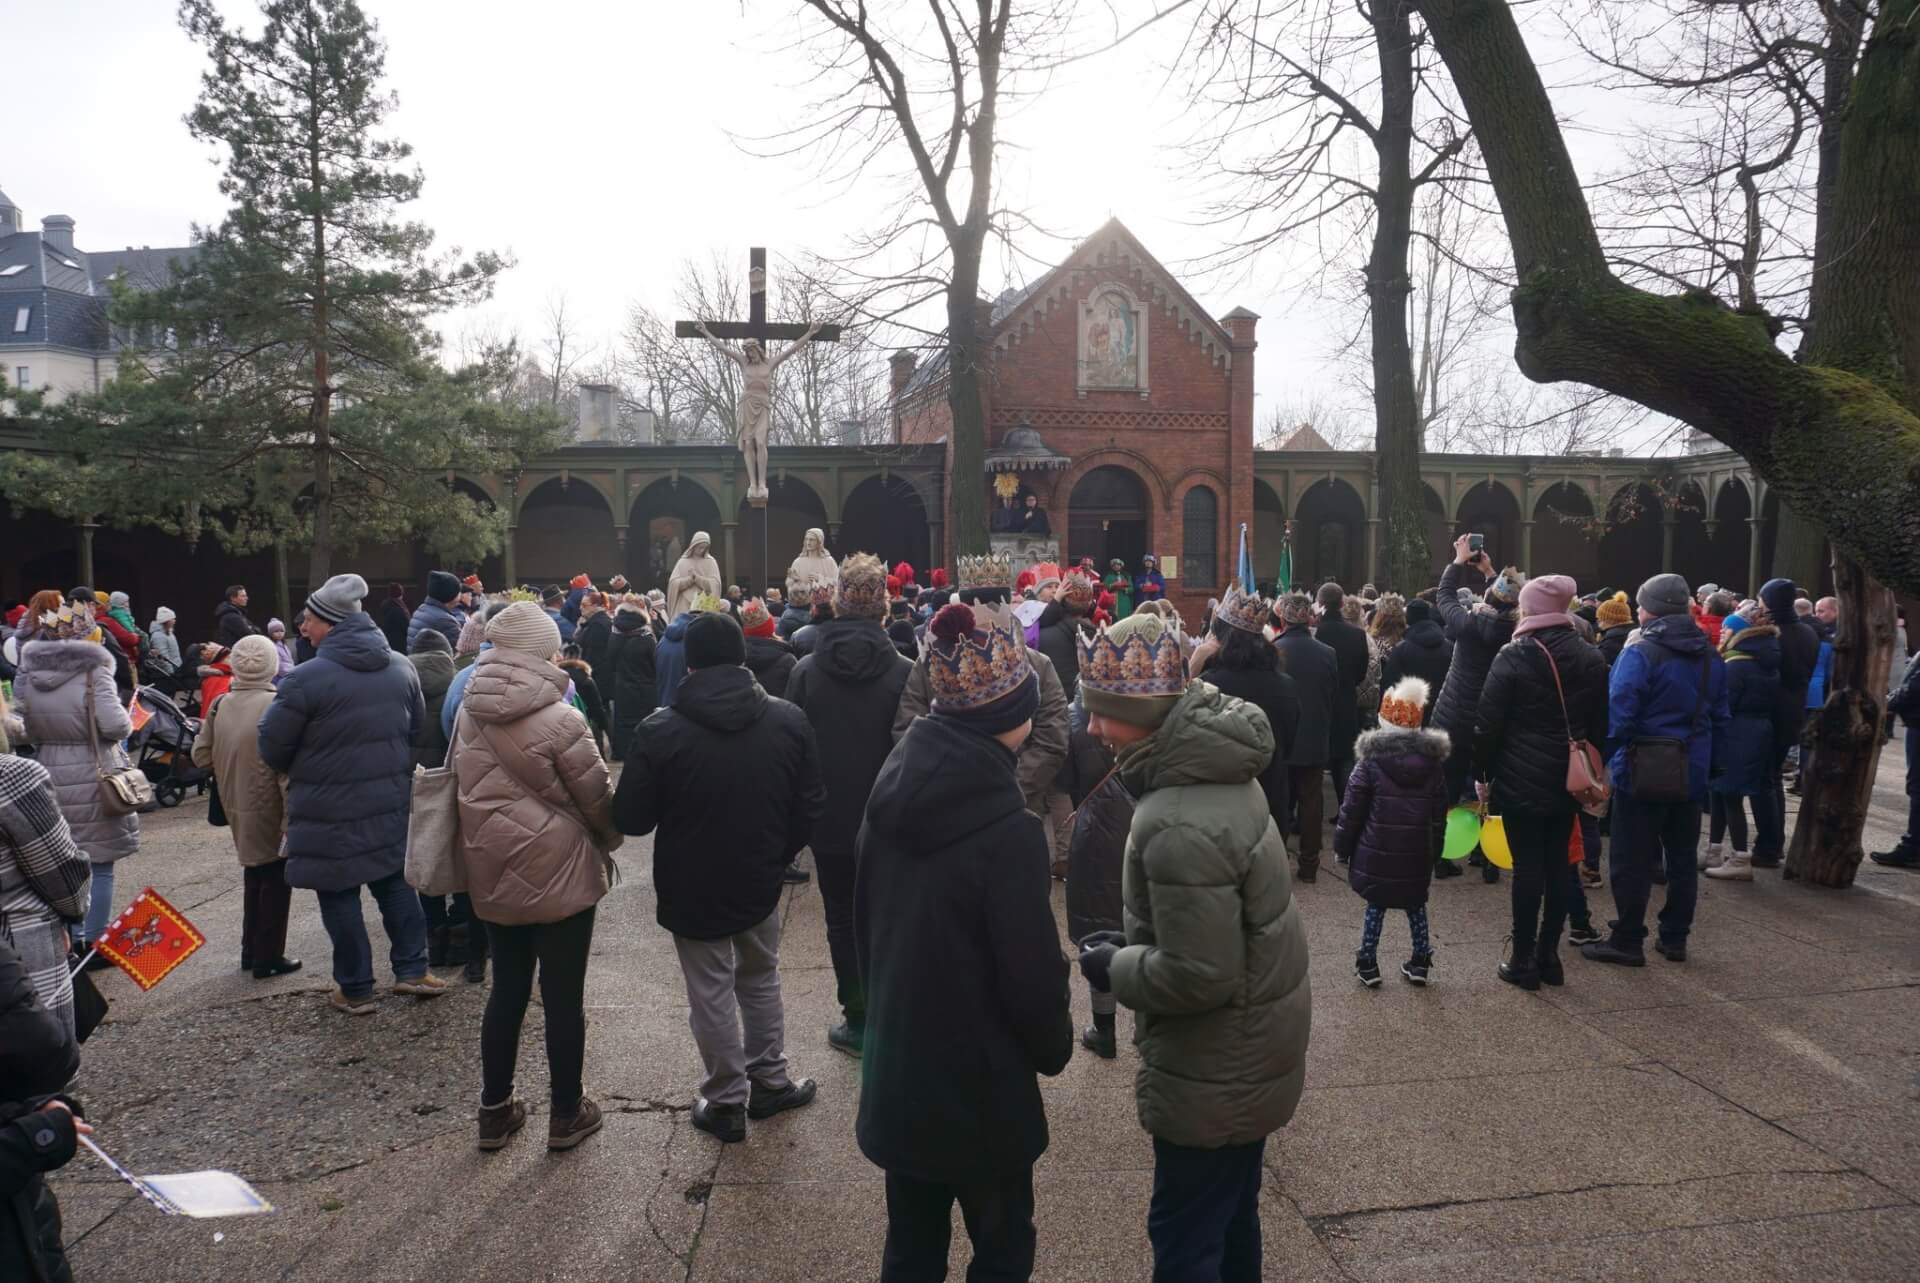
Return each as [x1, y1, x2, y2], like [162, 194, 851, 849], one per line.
[672, 909, 793, 1107]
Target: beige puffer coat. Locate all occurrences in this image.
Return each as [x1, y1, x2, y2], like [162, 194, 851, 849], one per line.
[190, 679, 286, 867]
[453, 647, 621, 926]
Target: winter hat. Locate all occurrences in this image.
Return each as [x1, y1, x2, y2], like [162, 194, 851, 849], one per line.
[929, 568, 948, 589]
[427, 569, 461, 603]
[1696, 582, 1720, 604]
[306, 573, 368, 625]
[409, 627, 452, 655]
[1377, 677, 1430, 730]
[570, 573, 592, 591]
[109, 591, 130, 612]
[685, 611, 747, 670]
[1596, 592, 1633, 629]
[925, 603, 1038, 733]
[1485, 567, 1527, 606]
[228, 634, 279, 685]
[154, 606, 176, 626]
[739, 598, 776, 638]
[486, 600, 563, 657]
[835, 553, 891, 621]
[1519, 574, 1577, 619]
[1078, 612, 1188, 729]
[1637, 572, 1692, 618]
[267, 616, 287, 638]
[1277, 592, 1316, 627]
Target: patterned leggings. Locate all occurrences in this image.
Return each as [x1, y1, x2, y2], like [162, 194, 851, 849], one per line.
[1359, 904, 1431, 961]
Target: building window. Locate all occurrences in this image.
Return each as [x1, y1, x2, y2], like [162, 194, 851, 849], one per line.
[1183, 485, 1219, 591]
[11, 307, 27, 334]
[14, 367, 27, 389]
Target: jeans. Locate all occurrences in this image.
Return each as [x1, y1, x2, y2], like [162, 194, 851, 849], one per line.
[1756, 737, 1793, 860]
[814, 845, 864, 1029]
[1709, 793, 1750, 850]
[1285, 765, 1325, 869]
[1505, 810, 1579, 957]
[314, 870, 429, 1000]
[671, 910, 792, 1108]
[1147, 1136, 1266, 1283]
[482, 905, 595, 1114]
[1904, 723, 1920, 846]
[881, 1166, 1036, 1283]
[1607, 793, 1703, 948]
[1359, 904, 1430, 961]
[76, 861, 115, 945]
[240, 860, 293, 966]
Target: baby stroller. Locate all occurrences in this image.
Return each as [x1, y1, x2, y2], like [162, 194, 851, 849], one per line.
[139, 649, 189, 708]
[130, 686, 208, 808]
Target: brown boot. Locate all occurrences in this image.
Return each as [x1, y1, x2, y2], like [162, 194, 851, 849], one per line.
[478, 1099, 525, 1151]
[548, 1096, 604, 1151]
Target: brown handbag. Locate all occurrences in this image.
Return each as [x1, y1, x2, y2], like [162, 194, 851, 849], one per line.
[1533, 639, 1610, 813]
[87, 683, 154, 816]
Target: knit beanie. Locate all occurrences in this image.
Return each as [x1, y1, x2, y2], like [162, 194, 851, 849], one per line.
[739, 599, 776, 638]
[427, 569, 460, 603]
[1637, 572, 1692, 618]
[836, 553, 890, 621]
[306, 573, 368, 625]
[1518, 574, 1577, 619]
[154, 606, 176, 626]
[486, 600, 563, 656]
[686, 611, 747, 670]
[1405, 598, 1433, 626]
[409, 627, 452, 655]
[1596, 591, 1633, 629]
[228, 634, 278, 685]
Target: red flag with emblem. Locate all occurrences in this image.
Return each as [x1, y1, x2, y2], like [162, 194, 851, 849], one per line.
[94, 887, 205, 990]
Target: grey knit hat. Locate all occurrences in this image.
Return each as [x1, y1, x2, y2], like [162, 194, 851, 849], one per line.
[1637, 572, 1692, 618]
[228, 634, 278, 684]
[486, 600, 562, 656]
[306, 573, 368, 625]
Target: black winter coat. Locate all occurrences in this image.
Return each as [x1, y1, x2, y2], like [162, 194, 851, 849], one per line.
[1034, 602, 1085, 699]
[605, 614, 658, 760]
[1273, 628, 1337, 765]
[743, 634, 797, 700]
[854, 712, 1073, 1183]
[1383, 622, 1452, 719]
[558, 659, 610, 739]
[377, 598, 411, 655]
[213, 600, 257, 648]
[257, 612, 424, 892]
[1065, 763, 1133, 941]
[1316, 615, 1371, 761]
[1, 934, 81, 1283]
[1202, 666, 1299, 832]
[1474, 625, 1609, 816]
[614, 665, 825, 940]
[1598, 624, 1633, 669]
[785, 619, 912, 855]
[1433, 562, 1517, 754]
[1761, 580, 1820, 741]
[1714, 625, 1781, 796]
[577, 610, 614, 680]
[1334, 725, 1449, 910]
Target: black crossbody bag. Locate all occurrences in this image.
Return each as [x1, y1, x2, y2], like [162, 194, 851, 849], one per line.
[1627, 652, 1710, 802]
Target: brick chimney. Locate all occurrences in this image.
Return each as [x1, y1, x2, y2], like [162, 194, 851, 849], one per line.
[41, 215, 75, 254]
[889, 349, 919, 400]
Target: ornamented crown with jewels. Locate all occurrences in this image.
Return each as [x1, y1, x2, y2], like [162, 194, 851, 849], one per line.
[1077, 618, 1188, 699]
[1060, 569, 1099, 610]
[927, 619, 1031, 710]
[1216, 584, 1270, 635]
[955, 553, 1014, 591]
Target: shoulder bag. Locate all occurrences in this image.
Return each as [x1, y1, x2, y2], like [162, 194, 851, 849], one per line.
[202, 694, 228, 827]
[1627, 652, 1710, 803]
[1533, 639, 1610, 814]
[87, 682, 154, 816]
[405, 705, 468, 897]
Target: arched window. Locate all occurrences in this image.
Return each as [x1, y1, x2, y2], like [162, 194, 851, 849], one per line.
[1182, 485, 1218, 590]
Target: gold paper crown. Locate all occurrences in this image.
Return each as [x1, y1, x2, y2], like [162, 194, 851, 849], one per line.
[689, 592, 726, 614]
[1077, 618, 1188, 700]
[956, 553, 1014, 590]
[1060, 569, 1098, 610]
[1217, 584, 1270, 635]
[927, 619, 1031, 710]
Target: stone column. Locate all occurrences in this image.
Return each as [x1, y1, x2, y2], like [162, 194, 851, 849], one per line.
[722, 521, 738, 589]
[1364, 517, 1381, 586]
[1660, 516, 1676, 573]
[502, 525, 518, 588]
[76, 520, 97, 591]
[1748, 516, 1766, 592]
[1520, 519, 1535, 571]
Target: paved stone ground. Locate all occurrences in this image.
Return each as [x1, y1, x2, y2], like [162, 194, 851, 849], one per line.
[50, 753, 1920, 1281]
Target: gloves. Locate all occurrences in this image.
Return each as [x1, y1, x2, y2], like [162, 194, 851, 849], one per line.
[1078, 943, 1118, 993]
[1079, 930, 1127, 950]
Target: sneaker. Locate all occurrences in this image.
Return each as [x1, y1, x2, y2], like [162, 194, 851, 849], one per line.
[747, 1077, 818, 1121]
[1869, 846, 1920, 869]
[1080, 1023, 1117, 1059]
[1698, 841, 1725, 872]
[1653, 938, 1687, 963]
[781, 864, 811, 884]
[1355, 952, 1382, 988]
[1705, 852, 1753, 881]
[548, 1096, 604, 1150]
[1400, 954, 1431, 986]
[1580, 865, 1603, 889]
[1567, 923, 1602, 948]
[252, 956, 303, 980]
[827, 1021, 864, 1059]
[393, 972, 450, 998]
[691, 1097, 747, 1143]
[478, 1098, 526, 1152]
[1581, 939, 1646, 967]
[329, 988, 378, 1016]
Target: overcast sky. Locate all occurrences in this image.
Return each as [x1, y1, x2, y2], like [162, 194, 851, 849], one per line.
[7, 0, 1675, 448]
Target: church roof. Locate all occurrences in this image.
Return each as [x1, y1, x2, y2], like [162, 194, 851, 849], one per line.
[984, 422, 1072, 474]
[1278, 424, 1335, 451]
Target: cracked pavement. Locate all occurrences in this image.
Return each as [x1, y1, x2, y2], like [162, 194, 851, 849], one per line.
[51, 753, 1920, 1280]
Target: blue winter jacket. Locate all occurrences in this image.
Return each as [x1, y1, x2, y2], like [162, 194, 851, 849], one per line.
[654, 614, 692, 709]
[545, 606, 577, 646]
[1712, 624, 1781, 796]
[441, 641, 489, 740]
[1606, 614, 1731, 802]
[1806, 639, 1833, 710]
[405, 597, 466, 654]
[258, 612, 425, 892]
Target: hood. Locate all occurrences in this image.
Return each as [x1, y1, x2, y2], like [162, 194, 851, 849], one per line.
[812, 617, 902, 682]
[464, 647, 566, 724]
[410, 648, 456, 694]
[864, 712, 1024, 850]
[22, 637, 113, 690]
[612, 609, 650, 635]
[744, 634, 792, 670]
[1639, 613, 1711, 657]
[316, 612, 395, 672]
[1122, 681, 1273, 794]
[1355, 725, 1450, 787]
[663, 613, 691, 643]
[1759, 578, 1800, 623]
[1725, 623, 1782, 669]
[687, 533, 712, 557]
[673, 664, 769, 733]
[1405, 619, 1446, 649]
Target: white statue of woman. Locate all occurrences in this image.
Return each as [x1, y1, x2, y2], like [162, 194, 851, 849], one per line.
[695, 319, 825, 502]
[786, 526, 838, 594]
[666, 530, 723, 620]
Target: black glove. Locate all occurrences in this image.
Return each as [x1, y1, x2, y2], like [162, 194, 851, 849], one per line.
[1079, 930, 1127, 950]
[1078, 943, 1118, 993]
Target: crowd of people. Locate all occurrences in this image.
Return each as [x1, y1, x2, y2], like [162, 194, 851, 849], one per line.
[2, 531, 1917, 1283]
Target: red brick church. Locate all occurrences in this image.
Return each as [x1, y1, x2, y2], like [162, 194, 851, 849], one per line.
[890, 220, 1257, 619]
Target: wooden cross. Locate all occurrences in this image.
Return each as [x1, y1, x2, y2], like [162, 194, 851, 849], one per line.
[673, 247, 844, 343]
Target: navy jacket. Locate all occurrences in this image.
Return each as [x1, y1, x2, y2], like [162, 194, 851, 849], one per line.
[405, 597, 465, 654]
[258, 612, 424, 891]
[654, 614, 691, 708]
[1606, 614, 1730, 802]
[1334, 725, 1449, 910]
[1713, 624, 1781, 796]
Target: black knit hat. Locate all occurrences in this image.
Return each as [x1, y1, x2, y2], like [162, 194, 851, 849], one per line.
[685, 611, 746, 670]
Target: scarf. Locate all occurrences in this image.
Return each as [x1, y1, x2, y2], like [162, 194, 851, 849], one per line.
[1512, 612, 1574, 639]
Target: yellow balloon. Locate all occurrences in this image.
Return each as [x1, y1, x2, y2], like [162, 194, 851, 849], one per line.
[1480, 815, 1513, 869]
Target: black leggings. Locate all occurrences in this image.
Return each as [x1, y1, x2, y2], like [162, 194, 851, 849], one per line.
[482, 906, 596, 1113]
[1505, 810, 1580, 957]
[1709, 793, 1750, 849]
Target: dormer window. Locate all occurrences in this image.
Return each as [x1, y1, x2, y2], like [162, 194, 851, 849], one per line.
[12, 307, 28, 334]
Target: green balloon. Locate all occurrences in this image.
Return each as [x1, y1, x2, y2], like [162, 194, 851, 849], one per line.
[1443, 807, 1481, 860]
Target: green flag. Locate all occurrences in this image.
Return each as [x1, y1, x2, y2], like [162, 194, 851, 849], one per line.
[1276, 527, 1293, 594]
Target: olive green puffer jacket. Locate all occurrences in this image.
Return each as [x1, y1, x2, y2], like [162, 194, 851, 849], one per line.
[1108, 680, 1312, 1149]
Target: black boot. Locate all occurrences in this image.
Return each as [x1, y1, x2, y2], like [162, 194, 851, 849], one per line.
[1080, 1022, 1117, 1058]
[1497, 937, 1540, 990]
[428, 926, 451, 968]
[1870, 843, 1920, 869]
[1433, 858, 1464, 879]
[1534, 938, 1565, 987]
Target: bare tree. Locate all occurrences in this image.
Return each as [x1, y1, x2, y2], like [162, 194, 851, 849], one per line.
[539, 292, 594, 411]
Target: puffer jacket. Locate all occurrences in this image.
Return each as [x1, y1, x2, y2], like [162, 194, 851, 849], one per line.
[406, 597, 466, 655]
[1034, 602, 1087, 699]
[1065, 758, 1133, 942]
[147, 621, 181, 673]
[14, 639, 139, 864]
[605, 610, 658, 758]
[1, 933, 81, 1283]
[1109, 681, 1311, 1149]
[213, 599, 256, 648]
[1383, 620, 1452, 719]
[1713, 624, 1781, 796]
[1607, 614, 1730, 802]
[1474, 625, 1610, 815]
[257, 612, 425, 892]
[1598, 624, 1634, 668]
[576, 609, 614, 679]
[190, 680, 285, 867]
[743, 634, 797, 700]
[654, 614, 691, 710]
[776, 603, 811, 641]
[408, 638, 455, 769]
[1433, 562, 1517, 752]
[1334, 725, 1449, 910]
[785, 618, 913, 855]
[454, 648, 620, 927]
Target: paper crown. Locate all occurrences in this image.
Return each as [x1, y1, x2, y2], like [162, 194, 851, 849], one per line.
[1029, 561, 1063, 588]
[926, 607, 1032, 711]
[1378, 676, 1430, 730]
[1060, 569, 1098, 610]
[1078, 616, 1188, 700]
[738, 598, 773, 632]
[1216, 584, 1269, 635]
[955, 553, 1014, 591]
[688, 592, 726, 614]
[836, 552, 890, 620]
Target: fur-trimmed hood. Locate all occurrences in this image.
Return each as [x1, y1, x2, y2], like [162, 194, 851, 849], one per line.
[1722, 621, 1778, 654]
[1355, 724, 1450, 764]
[21, 637, 114, 687]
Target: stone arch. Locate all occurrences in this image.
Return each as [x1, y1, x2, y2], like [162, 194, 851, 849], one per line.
[1293, 477, 1366, 590]
[1532, 482, 1599, 586]
[1453, 480, 1522, 569]
[839, 473, 930, 574]
[1600, 482, 1664, 594]
[517, 476, 618, 592]
[514, 470, 618, 519]
[1708, 478, 1753, 593]
[1067, 463, 1153, 574]
[1061, 447, 1175, 510]
[738, 475, 829, 595]
[1670, 479, 1712, 589]
[1422, 484, 1450, 584]
[1178, 480, 1222, 593]
[630, 476, 723, 594]
[1254, 479, 1286, 590]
